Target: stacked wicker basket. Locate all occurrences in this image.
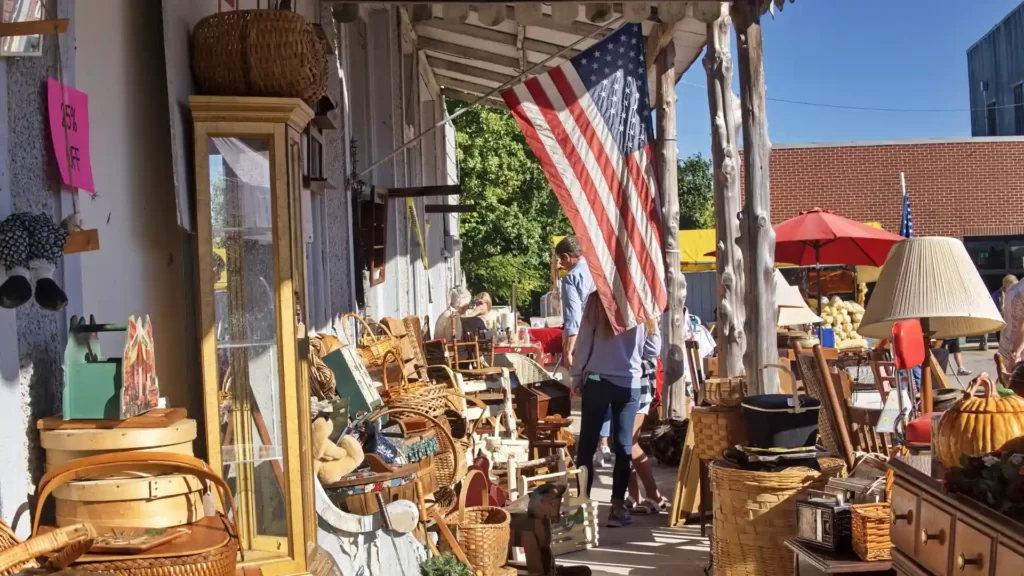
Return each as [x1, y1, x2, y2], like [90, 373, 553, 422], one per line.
[691, 377, 747, 462]
[38, 415, 201, 530]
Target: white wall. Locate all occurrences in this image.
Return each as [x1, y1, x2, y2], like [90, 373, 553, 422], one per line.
[75, 0, 190, 408]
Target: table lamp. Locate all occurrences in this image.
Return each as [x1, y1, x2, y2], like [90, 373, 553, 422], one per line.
[859, 237, 1005, 412]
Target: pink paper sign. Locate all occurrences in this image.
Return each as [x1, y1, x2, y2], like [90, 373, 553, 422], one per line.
[47, 78, 95, 193]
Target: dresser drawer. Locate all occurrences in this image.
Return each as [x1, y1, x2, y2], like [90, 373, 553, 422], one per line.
[890, 484, 919, 555]
[952, 519, 993, 575]
[917, 498, 952, 575]
[995, 544, 1024, 576]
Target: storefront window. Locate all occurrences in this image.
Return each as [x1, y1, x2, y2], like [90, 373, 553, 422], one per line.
[208, 136, 290, 555]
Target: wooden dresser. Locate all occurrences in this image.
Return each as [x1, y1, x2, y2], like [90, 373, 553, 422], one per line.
[888, 457, 1024, 576]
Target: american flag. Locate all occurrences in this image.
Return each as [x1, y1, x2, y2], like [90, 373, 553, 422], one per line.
[501, 23, 666, 334]
[899, 188, 913, 238]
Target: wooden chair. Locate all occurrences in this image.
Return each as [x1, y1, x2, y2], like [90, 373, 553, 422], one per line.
[846, 405, 894, 455]
[792, 344, 856, 471]
[870, 358, 898, 404]
[684, 340, 704, 404]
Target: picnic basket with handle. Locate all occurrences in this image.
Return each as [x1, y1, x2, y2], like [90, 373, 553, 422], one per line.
[191, 9, 328, 106]
[0, 522, 96, 576]
[33, 452, 239, 576]
[441, 469, 510, 575]
[341, 314, 397, 369]
[704, 376, 745, 407]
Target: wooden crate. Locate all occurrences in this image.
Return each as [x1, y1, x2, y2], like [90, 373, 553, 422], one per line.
[549, 497, 599, 556]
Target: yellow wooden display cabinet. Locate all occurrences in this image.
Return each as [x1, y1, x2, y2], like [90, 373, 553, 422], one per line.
[191, 96, 315, 576]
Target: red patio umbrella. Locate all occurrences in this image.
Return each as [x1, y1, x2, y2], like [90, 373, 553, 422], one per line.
[774, 208, 904, 267]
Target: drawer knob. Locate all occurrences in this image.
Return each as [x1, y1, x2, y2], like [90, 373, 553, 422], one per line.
[891, 509, 913, 525]
[919, 529, 944, 546]
[957, 553, 981, 571]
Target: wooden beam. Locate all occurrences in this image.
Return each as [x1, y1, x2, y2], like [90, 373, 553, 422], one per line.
[0, 19, 68, 38]
[656, 41, 686, 421]
[418, 51, 441, 101]
[436, 76, 501, 98]
[425, 204, 476, 213]
[417, 19, 581, 59]
[387, 185, 463, 198]
[64, 229, 99, 254]
[441, 88, 508, 110]
[429, 55, 545, 84]
[704, 5, 746, 379]
[732, 0, 779, 395]
[418, 37, 521, 70]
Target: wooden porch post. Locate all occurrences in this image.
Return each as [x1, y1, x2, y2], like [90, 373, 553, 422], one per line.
[656, 41, 687, 420]
[701, 3, 746, 379]
[732, 0, 779, 394]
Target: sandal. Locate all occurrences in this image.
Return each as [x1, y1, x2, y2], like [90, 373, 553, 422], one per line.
[623, 496, 637, 511]
[631, 499, 660, 515]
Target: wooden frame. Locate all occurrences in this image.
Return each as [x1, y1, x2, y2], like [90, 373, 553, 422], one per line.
[191, 96, 314, 576]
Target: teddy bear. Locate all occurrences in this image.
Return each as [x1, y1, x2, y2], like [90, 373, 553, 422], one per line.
[311, 417, 364, 485]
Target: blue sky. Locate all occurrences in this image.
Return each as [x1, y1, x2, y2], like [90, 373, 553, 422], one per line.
[674, 0, 1023, 159]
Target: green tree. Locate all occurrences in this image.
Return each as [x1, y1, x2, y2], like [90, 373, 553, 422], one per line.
[678, 153, 714, 230]
[447, 100, 571, 311]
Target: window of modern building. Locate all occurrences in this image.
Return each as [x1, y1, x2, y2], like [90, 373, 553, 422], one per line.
[1015, 83, 1024, 136]
[987, 100, 999, 136]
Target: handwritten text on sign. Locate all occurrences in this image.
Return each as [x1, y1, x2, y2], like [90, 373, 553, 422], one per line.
[47, 78, 95, 194]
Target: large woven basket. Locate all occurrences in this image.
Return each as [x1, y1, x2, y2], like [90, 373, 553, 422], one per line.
[0, 522, 95, 576]
[442, 470, 511, 575]
[192, 9, 328, 105]
[33, 453, 239, 576]
[366, 407, 464, 489]
[691, 405, 747, 462]
[711, 458, 846, 576]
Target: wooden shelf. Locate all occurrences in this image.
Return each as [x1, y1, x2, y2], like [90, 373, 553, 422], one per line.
[64, 229, 99, 254]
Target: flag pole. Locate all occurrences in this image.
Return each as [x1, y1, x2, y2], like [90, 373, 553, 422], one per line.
[357, 15, 624, 179]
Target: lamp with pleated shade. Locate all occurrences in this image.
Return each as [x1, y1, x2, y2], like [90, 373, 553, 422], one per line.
[859, 237, 1005, 413]
[859, 237, 1004, 340]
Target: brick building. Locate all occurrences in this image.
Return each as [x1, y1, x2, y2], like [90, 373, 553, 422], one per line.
[740, 136, 1024, 292]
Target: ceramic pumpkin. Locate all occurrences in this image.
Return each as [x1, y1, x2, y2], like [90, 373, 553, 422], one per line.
[935, 374, 1024, 468]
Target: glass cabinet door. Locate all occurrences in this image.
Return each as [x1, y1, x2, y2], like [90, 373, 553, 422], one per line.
[192, 96, 314, 576]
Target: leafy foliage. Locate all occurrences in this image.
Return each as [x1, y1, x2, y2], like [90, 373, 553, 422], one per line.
[678, 153, 714, 230]
[420, 553, 473, 576]
[448, 99, 571, 310]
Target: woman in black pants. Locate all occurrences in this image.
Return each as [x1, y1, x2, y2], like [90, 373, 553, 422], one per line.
[945, 338, 970, 376]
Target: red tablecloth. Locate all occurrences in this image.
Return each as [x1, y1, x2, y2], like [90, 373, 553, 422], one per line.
[527, 327, 563, 354]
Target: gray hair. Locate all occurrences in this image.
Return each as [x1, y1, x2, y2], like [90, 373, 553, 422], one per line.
[554, 235, 583, 258]
[448, 286, 471, 308]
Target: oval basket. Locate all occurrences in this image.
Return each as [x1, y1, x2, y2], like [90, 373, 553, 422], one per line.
[192, 9, 328, 105]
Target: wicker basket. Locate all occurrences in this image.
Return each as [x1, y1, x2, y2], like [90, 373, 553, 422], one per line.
[851, 503, 892, 562]
[711, 458, 846, 576]
[442, 470, 511, 575]
[705, 377, 745, 407]
[191, 9, 328, 105]
[366, 407, 464, 488]
[0, 521, 94, 576]
[33, 453, 239, 576]
[342, 314, 398, 369]
[691, 405, 747, 462]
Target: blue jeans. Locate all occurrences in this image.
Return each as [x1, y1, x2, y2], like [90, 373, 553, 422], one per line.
[577, 377, 640, 501]
[600, 409, 611, 437]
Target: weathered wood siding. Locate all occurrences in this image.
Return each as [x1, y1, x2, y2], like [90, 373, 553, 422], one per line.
[968, 3, 1024, 136]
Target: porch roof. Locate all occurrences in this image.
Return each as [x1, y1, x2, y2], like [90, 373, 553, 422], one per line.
[388, 3, 711, 109]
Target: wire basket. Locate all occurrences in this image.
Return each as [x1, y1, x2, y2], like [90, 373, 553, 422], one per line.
[851, 503, 892, 561]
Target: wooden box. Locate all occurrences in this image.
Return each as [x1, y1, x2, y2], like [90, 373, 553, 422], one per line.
[550, 496, 599, 556]
[54, 473, 204, 529]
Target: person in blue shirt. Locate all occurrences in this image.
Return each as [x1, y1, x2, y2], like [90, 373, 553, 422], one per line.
[570, 295, 659, 528]
[556, 236, 612, 464]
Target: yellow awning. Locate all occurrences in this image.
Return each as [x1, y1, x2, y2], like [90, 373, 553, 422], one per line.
[555, 222, 888, 275]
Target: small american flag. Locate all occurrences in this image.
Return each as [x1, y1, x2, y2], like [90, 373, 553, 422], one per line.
[501, 23, 666, 334]
[900, 188, 913, 238]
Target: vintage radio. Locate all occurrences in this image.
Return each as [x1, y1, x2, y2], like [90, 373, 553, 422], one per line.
[796, 490, 851, 552]
[824, 477, 885, 505]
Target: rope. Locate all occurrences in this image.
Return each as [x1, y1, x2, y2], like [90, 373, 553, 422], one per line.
[308, 336, 338, 400]
[41, 2, 81, 225]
